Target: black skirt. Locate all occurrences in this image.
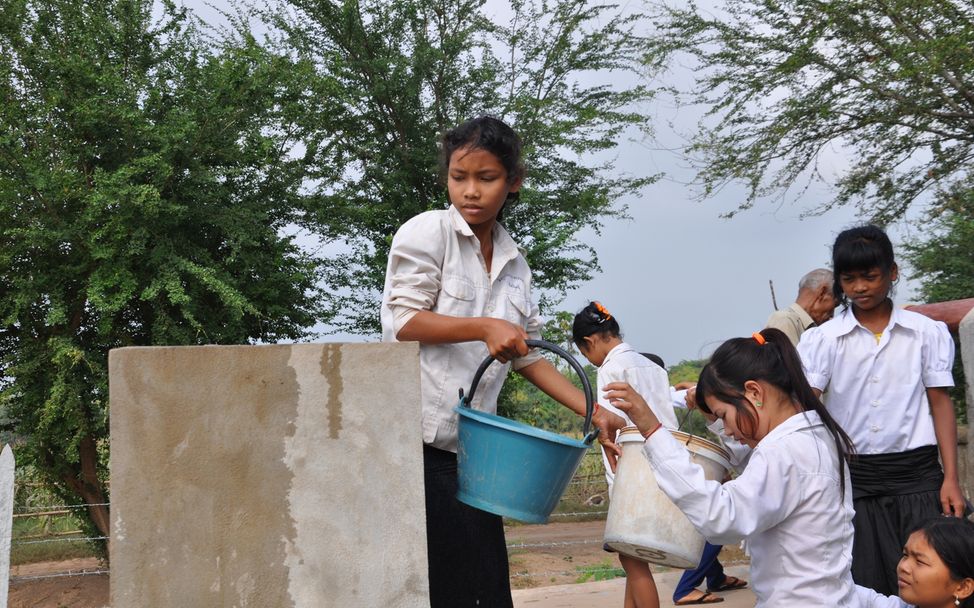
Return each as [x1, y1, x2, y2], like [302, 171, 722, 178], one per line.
[848, 445, 944, 595]
[423, 444, 513, 608]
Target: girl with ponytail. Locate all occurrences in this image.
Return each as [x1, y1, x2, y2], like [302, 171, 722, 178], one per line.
[606, 328, 859, 607]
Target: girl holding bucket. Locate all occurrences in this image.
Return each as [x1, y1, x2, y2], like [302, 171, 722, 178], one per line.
[797, 224, 963, 596]
[855, 517, 974, 608]
[605, 328, 860, 606]
[381, 116, 618, 607]
[572, 301, 678, 608]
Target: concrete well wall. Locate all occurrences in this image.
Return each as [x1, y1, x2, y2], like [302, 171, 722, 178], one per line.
[109, 343, 429, 608]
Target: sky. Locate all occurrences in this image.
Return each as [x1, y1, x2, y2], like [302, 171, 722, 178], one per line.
[176, 0, 925, 364]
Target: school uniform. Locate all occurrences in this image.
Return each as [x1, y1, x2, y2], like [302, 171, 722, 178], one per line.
[596, 343, 678, 489]
[798, 306, 955, 595]
[642, 411, 859, 607]
[382, 206, 543, 608]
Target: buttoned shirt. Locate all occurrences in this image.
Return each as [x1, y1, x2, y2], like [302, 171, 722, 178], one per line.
[854, 585, 909, 607]
[597, 343, 678, 486]
[642, 411, 858, 607]
[797, 306, 954, 455]
[381, 206, 543, 452]
[765, 302, 816, 346]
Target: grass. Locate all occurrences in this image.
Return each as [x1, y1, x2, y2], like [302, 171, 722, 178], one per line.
[10, 511, 101, 565]
[575, 558, 625, 583]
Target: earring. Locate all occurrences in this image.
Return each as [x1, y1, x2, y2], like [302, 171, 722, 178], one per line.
[955, 597, 960, 607]
[754, 401, 763, 408]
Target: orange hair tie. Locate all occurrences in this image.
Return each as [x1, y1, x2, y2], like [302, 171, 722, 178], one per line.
[593, 301, 612, 321]
[752, 332, 766, 345]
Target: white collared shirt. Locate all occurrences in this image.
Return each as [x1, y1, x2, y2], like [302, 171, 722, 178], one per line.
[797, 306, 954, 454]
[381, 207, 543, 452]
[643, 411, 858, 607]
[854, 585, 909, 607]
[597, 343, 679, 485]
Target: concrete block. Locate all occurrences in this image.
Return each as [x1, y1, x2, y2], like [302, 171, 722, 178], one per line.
[109, 343, 429, 608]
[961, 309, 974, 501]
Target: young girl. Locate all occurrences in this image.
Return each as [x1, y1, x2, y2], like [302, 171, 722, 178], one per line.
[572, 302, 678, 608]
[856, 517, 974, 607]
[797, 224, 963, 595]
[605, 328, 860, 606]
[381, 116, 612, 607]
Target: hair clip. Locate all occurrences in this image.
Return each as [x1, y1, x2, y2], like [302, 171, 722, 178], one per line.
[752, 332, 766, 345]
[593, 301, 612, 323]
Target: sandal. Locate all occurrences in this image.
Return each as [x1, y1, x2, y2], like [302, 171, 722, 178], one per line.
[675, 590, 725, 605]
[707, 575, 748, 592]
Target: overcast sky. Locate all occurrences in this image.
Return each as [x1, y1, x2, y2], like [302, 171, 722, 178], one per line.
[178, 0, 925, 364]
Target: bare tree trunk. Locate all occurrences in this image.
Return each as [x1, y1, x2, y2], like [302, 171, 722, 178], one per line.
[60, 435, 110, 540]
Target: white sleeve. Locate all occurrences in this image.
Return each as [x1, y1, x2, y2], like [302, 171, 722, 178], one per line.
[383, 215, 447, 335]
[921, 320, 955, 388]
[642, 431, 801, 545]
[513, 296, 543, 371]
[625, 365, 679, 430]
[853, 585, 908, 607]
[796, 326, 833, 392]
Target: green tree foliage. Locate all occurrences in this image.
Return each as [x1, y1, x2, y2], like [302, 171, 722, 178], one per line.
[0, 0, 322, 548]
[268, 0, 658, 333]
[644, 0, 974, 222]
[904, 189, 974, 422]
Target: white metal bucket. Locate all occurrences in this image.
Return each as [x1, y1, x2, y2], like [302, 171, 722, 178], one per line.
[603, 427, 731, 568]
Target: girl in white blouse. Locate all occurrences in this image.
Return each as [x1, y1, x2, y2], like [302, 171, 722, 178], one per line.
[572, 301, 678, 608]
[605, 328, 859, 607]
[797, 224, 963, 595]
[856, 517, 974, 608]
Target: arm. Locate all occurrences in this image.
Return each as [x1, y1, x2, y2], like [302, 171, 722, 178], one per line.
[398, 310, 529, 363]
[518, 359, 625, 464]
[928, 387, 965, 517]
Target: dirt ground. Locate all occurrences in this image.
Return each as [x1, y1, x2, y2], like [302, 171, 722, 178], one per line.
[7, 520, 746, 607]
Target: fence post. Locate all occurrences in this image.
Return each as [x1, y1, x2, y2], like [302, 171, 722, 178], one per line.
[0, 445, 15, 608]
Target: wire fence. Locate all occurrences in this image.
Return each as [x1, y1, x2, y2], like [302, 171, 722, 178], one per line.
[9, 451, 614, 586]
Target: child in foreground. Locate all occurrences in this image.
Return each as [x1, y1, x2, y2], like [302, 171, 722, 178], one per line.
[605, 328, 858, 607]
[856, 517, 974, 608]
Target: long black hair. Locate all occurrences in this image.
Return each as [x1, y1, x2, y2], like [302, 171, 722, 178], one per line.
[440, 116, 524, 219]
[831, 224, 896, 307]
[572, 301, 621, 349]
[695, 327, 855, 495]
[910, 517, 974, 608]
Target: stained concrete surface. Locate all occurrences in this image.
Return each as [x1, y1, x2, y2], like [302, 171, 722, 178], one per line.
[109, 343, 429, 608]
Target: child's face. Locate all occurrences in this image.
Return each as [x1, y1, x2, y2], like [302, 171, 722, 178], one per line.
[447, 146, 521, 231]
[896, 530, 968, 607]
[838, 265, 897, 311]
[705, 397, 759, 448]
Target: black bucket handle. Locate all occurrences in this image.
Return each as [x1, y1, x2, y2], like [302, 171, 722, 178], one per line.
[459, 339, 599, 445]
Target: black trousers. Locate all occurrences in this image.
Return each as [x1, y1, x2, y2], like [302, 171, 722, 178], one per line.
[849, 445, 944, 596]
[423, 444, 513, 608]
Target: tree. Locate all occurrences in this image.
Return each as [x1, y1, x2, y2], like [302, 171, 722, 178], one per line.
[0, 0, 322, 549]
[267, 0, 658, 333]
[643, 0, 974, 222]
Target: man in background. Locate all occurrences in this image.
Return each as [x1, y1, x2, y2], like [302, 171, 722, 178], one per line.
[766, 268, 836, 346]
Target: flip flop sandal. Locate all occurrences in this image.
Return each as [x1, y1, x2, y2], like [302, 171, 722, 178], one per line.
[675, 591, 725, 605]
[707, 575, 748, 592]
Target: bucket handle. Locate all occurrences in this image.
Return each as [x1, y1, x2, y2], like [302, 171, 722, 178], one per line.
[459, 339, 599, 445]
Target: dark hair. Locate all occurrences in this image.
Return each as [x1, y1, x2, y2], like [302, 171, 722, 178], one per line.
[441, 116, 524, 220]
[642, 353, 665, 369]
[695, 328, 855, 496]
[911, 518, 974, 607]
[831, 225, 896, 307]
[572, 301, 621, 348]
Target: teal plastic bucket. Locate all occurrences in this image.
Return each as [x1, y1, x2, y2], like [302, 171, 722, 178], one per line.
[455, 339, 598, 524]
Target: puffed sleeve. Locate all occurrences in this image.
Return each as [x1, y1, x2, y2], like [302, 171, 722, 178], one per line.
[920, 319, 955, 388]
[796, 326, 833, 392]
[384, 213, 447, 336]
[642, 431, 801, 545]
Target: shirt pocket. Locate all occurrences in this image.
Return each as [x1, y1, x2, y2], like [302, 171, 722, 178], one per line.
[498, 279, 531, 325]
[439, 274, 477, 317]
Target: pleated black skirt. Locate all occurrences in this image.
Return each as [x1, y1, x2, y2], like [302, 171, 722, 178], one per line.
[849, 445, 944, 595]
[423, 444, 513, 608]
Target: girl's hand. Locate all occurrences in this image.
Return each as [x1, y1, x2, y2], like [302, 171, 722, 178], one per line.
[480, 318, 529, 363]
[593, 406, 625, 472]
[941, 478, 966, 517]
[603, 382, 660, 435]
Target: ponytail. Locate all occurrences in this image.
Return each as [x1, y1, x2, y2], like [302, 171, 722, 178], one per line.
[572, 301, 621, 348]
[696, 328, 855, 497]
